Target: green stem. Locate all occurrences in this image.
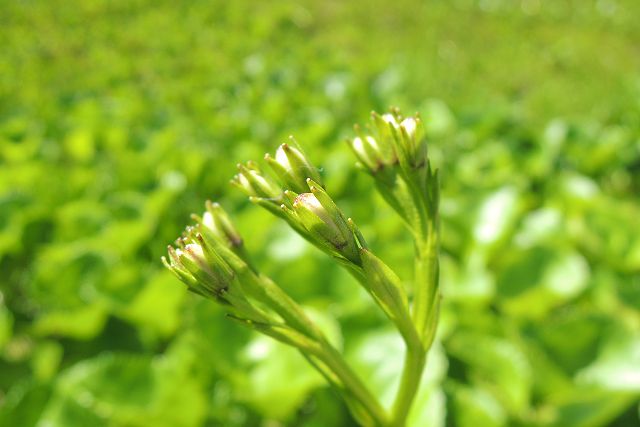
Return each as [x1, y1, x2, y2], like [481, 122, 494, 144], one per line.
[247, 273, 389, 425]
[241, 272, 321, 339]
[318, 343, 390, 426]
[390, 222, 439, 425]
[390, 341, 426, 426]
[412, 221, 439, 342]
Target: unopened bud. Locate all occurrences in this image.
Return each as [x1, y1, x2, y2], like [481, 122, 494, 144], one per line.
[398, 116, 426, 168]
[163, 228, 236, 300]
[202, 201, 243, 247]
[382, 113, 400, 127]
[185, 241, 234, 290]
[291, 180, 360, 263]
[350, 133, 394, 173]
[266, 139, 323, 193]
[372, 110, 426, 170]
[232, 161, 281, 199]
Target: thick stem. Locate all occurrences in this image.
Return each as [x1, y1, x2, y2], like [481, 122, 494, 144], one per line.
[411, 221, 439, 343]
[346, 265, 419, 349]
[390, 339, 426, 426]
[390, 220, 439, 426]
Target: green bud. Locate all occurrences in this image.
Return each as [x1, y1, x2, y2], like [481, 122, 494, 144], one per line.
[182, 241, 234, 294]
[349, 134, 385, 172]
[265, 138, 323, 193]
[163, 220, 239, 300]
[291, 179, 360, 264]
[162, 246, 199, 288]
[202, 200, 243, 247]
[372, 110, 426, 170]
[372, 111, 400, 145]
[282, 189, 299, 206]
[397, 116, 426, 169]
[231, 161, 281, 199]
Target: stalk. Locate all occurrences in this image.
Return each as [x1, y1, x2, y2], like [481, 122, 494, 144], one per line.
[389, 336, 426, 426]
[317, 344, 390, 426]
[391, 214, 440, 425]
[253, 274, 389, 425]
[412, 220, 439, 343]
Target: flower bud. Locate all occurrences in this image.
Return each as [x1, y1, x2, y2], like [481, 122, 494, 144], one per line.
[163, 227, 236, 300]
[398, 116, 426, 168]
[231, 161, 281, 199]
[202, 201, 242, 247]
[360, 248, 409, 312]
[162, 246, 198, 288]
[291, 180, 360, 263]
[186, 240, 234, 290]
[371, 110, 426, 170]
[372, 111, 400, 145]
[382, 112, 400, 127]
[350, 135, 384, 172]
[265, 139, 323, 193]
[163, 215, 275, 324]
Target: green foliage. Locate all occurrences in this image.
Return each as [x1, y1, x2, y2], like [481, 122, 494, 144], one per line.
[1, 0, 639, 426]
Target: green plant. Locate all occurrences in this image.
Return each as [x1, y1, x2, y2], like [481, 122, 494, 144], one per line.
[163, 109, 440, 426]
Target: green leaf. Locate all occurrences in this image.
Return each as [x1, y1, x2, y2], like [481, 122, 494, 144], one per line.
[0, 303, 13, 351]
[119, 271, 185, 337]
[31, 341, 63, 382]
[472, 187, 521, 250]
[38, 349, 207, 427]
[0, 381, 53, 427]
[240, 336, 324, 420]
[448, 382, 507, 427]
[577, 326, 640, 392]
[32, 304, 107, 340]
[441, 253, 495, 304]
[497, 246, 589, 319]
[447, 331, 532, 415]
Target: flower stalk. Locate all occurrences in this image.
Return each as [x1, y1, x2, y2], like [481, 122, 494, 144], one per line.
[163, 109, 442, 427]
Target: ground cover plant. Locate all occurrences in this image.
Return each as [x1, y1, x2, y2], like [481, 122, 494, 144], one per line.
[1, 0, 640, 426]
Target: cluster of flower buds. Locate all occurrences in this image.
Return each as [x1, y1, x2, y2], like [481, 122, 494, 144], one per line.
[348, 109, 426, 175]
[163, 200, 327, 340]
[375, 110, 426, 171]
[231, 137, 367, 265]
[162, 202, 268, 322]
[227, 131, 418, 344]
[163, 109, 443, 426]
[348, 110, 439, 236]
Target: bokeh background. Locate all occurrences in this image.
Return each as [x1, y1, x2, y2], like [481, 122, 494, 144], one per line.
[1, 0, 639, 426]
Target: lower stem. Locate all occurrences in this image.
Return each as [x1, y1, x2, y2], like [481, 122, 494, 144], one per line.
[390, 340, 426, 426]
[390, 221, 440, 426]
[250, 274, 388, 425]
[319, 343, 390, 426]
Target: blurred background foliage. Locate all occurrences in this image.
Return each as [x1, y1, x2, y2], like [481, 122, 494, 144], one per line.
[1, 0, 639, 426]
